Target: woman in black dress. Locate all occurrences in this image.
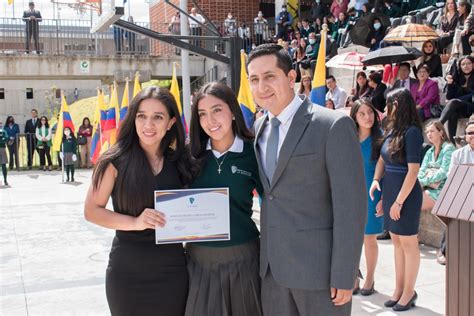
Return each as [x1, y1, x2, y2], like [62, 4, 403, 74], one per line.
[370, 89, 424, 312]
[84, 87, 192, 315]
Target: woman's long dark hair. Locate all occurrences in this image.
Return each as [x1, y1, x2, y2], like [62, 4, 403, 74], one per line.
[356, 71, 370, 98]
[350, 99, 383, 161]
[189, 82, 253, 174]
[92, 86, 192, 215]
[456, 55, 474, 86]
[5, 116, 14, 125]
[385, 88, 422, 161]
[81, 117, 91, 127]
[37, 116, 49, 129]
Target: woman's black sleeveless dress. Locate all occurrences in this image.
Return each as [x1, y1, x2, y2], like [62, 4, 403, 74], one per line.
[105, 160, 188, 315]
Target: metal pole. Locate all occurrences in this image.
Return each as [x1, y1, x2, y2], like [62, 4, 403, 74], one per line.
[180, 0, 191, 128]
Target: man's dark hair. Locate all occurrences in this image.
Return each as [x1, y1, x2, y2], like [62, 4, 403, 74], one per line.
[247, 43, 293, 74]
[326, 75, 336, 82]
[31, 109, 38, 113]
[398, 62, 410, 70]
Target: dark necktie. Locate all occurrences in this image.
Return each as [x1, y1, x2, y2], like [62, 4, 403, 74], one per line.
[265, 117, 281, 183]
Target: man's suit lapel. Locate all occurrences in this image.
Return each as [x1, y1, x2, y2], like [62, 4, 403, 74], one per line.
[254, 114, 271, 191]
[270, 99, 312, 188]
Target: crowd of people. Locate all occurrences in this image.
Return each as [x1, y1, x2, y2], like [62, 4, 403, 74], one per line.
[0, 109, 94, 185]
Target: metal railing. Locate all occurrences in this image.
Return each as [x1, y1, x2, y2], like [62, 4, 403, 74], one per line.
[0, 17, 276, 57]
[0, 17, 150, 56]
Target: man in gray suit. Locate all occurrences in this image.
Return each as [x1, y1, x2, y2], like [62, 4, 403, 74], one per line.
[247, 44, 367, 315]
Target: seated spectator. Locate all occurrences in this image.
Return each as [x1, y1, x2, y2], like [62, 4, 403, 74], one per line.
[276, 5, 293, 40]
[323, 15, 334, 35]
[299, 74, 312, 97]
[382, 0, 402, 19]
[351, 71, 373, 101]
[311, 0, 330, 21]
[333, 12, 349, 47]
[457, 0, 472, 56]
[436, 0, 459, 53]
[367, 18, 386, 51]
[302, 32, 319, 72]
[314, 17, 323, 34]
[326, 75, 348, 109]
[419, 121, 455, 212]
[367, 72, 387, 112]
[449, 120, 474, 172]
[294, 38, 308, 76]
[331, 0, 349, 19]
[440, 55, 474, 141]
[388, 62, 418, 92]
[325, 99, 336, 109]
[353, 0, 369, 17]
[361, 3, 372, 16]
[411, 64, 440, 121]
[289, 39, 298, 57]
[414, 40, 443, 77]
[300, 18, 315, 40]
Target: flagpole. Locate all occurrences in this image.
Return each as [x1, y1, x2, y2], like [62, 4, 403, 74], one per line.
[61, 90, 65, 183]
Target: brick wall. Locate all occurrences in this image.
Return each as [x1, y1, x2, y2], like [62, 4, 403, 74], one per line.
[150, 0, 260, 56]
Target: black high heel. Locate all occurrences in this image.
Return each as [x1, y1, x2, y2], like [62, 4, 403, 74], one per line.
[384, 299, 399, 308]
[392, 292, 417, 312]
[360, 282, 375, 296]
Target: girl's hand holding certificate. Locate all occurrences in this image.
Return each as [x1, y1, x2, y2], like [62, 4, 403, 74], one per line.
[134, 208, 167, 230]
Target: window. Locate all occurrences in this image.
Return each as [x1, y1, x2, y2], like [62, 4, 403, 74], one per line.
[0, 88, 4, 99]
[26, 88, 33, 99]
[55, 89, 61, 98]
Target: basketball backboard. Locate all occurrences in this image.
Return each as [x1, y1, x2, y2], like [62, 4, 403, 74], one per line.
[90, 0, 124, 33]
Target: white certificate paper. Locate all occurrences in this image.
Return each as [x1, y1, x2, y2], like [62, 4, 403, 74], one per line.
[154, 188, 230, 244]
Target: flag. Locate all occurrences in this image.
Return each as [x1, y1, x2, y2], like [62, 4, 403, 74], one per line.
[90, 90, 107, 164]
[170, 63, 187, 133]
[8, 0, 14, 5]
[237, 51, 256, 128]
[102, 83, 120, 147]
[133, 72, 141, 98]
[310, 27, 327, 106]
[52, 94, 75, 152]
[120, 79, 129, 122]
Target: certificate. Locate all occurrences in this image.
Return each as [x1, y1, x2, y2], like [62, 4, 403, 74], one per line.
[154, 188, 230, 244]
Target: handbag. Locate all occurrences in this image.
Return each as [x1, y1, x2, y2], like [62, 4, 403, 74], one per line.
[430, 104, 445, 118]
[77, 135, 87, 145]
[440, 48, 450, 64]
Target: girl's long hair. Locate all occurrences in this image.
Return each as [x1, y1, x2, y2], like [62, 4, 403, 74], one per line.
[189, 82, 253, 174]
[92, 86, 192, 215]
[385, 88, 422, 161]
[350, 99, 383, 161]
[37, 116, 49, 129]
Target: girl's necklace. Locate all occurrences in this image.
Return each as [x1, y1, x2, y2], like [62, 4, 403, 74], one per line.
[214, 154, 227, 174]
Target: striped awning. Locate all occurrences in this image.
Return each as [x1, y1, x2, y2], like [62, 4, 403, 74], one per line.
[383, 23, 438, 43]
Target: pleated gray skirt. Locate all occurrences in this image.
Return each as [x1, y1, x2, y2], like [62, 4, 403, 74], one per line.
[185, 238, 262, 316]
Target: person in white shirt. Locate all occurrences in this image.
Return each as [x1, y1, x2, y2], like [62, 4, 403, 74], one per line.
[189, 7, 205, 48]
[449, 120, 474, 174]
[326, 75, 348, 109]
[254, 11, 268, 46]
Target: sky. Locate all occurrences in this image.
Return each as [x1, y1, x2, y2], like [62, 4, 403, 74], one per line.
[1, 0, 151, 22]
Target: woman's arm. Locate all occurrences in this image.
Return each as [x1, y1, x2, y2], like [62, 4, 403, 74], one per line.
[84, 164, 166, 230]
[369, 156, 385, 200]
[390, 162, 420, 220]
[417, 151, 430, 183]
[46, 127, 52, 141]
[35, 127, 41, 141]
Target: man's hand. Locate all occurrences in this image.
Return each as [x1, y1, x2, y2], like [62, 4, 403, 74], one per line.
[330, 288, 352, 306]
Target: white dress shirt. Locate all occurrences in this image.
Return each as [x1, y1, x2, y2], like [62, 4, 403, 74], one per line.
[258, 95, 303, 172]
[448, 144, 474, 175]
[326, 86, 347, 109]
[206, 135, 244, 158]
[189, 13, 205, 28]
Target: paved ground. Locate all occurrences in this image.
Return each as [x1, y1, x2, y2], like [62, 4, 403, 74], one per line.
[1, 170, 445, 315]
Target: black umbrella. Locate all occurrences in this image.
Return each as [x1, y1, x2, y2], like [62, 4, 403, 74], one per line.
[362, 46, 422, 65]
[349, 13, 391, 48]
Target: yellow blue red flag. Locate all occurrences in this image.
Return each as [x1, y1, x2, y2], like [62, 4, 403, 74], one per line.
[310, 27, 327, 106]
[237, 51, 256, 128]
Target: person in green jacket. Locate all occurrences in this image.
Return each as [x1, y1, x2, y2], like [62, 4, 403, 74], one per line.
[186, 82, 263, 316]
[0, 122, 8, 186]
[36, 116, 53, 171]
[61, 127, 78, 182]
[418, 121, 456, 211]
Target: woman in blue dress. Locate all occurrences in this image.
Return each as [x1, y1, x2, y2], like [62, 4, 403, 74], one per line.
[350, 99, 384, 296]
[370, 88, 424, 312]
